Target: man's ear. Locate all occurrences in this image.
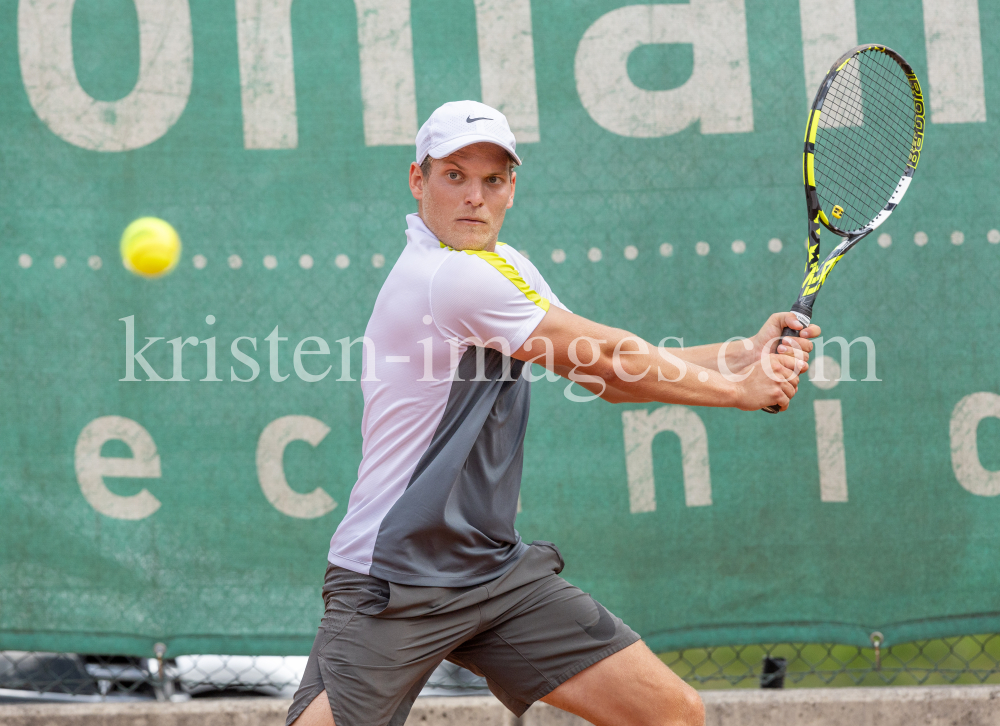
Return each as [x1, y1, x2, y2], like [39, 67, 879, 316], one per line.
[506, 171, 516, 210]
[409, 161, 424, 201]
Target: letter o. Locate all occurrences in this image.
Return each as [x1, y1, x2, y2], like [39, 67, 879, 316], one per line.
[18, 0, 193, 151]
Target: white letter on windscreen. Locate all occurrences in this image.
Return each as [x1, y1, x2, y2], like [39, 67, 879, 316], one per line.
[575, 0, 753, 138]
[75, 416, 163, 520]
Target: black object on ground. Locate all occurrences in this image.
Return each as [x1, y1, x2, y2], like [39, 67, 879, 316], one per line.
[760, 656, 787, 689]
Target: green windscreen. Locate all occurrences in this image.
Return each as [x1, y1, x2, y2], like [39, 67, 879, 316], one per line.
[1, 0, 998, 657]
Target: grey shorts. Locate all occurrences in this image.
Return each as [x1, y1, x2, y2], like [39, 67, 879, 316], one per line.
[286, 542, 640, 726]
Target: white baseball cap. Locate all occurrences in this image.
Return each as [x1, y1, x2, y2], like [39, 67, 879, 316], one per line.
[416, 100, 522, 167]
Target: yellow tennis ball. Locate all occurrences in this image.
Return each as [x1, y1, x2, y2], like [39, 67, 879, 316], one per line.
[120, 217, 181, 278]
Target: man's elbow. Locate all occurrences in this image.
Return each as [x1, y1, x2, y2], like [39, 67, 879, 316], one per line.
[599, 388, 627, 404]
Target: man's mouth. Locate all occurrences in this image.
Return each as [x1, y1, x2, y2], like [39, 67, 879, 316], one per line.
[457, 218, 487, 225]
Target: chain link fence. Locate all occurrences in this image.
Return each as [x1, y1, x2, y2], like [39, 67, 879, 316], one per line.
[3, 635, 1000, 703]
[663, 634, 1000, 689]
[0, 652, 492, 703]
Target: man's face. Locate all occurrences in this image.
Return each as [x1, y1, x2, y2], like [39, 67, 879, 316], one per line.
[409, 142, 516, 251]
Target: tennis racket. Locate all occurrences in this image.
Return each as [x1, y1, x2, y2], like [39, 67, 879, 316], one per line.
[763, 44, 925, 414]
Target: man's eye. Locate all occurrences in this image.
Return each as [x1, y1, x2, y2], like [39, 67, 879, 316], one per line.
[488, 176, 500, 183]
[448, 172, 459, 180]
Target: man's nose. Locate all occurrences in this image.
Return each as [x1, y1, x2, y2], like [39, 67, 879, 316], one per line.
[465, 182, 485, 206]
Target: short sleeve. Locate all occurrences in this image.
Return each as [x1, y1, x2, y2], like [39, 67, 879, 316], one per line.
[546, 289, 570, 313]
[430, 250, 551, 352]
[503, 248, 571, 314]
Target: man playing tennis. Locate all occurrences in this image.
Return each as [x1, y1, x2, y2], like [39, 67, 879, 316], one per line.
[288, 101, 820, 726]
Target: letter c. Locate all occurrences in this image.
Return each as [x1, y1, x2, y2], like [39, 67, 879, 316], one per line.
[256, 415, 337, 518]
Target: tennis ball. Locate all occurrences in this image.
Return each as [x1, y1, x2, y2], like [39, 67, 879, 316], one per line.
[120, 217, 181, 278]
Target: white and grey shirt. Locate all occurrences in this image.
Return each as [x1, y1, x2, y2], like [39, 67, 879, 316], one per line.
[327, 213, 568, 586]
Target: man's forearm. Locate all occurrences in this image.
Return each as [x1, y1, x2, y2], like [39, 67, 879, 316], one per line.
[578, 347, 741, 408]
[553, 350, 738, 407]
[514, 306, 808, 412]
[516, 308, 746, 408]
[676, 339, 753, 374]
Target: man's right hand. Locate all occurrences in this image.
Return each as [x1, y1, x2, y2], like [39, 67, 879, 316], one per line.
[733, 352, 805, 412]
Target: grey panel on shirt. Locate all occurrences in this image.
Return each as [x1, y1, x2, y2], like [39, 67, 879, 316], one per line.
[370, 347, 530, 586]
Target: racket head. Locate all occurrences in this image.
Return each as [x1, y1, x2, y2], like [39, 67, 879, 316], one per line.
[803, 45, 925, 238]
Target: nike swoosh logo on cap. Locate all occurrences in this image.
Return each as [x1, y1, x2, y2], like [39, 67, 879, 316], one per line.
[466, 115, 493, 123]
[577, 598, 617, 642]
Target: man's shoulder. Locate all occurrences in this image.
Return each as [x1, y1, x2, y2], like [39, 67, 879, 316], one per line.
[429, 246, 508, 299]
[380, 243, 511, 305]
[495, 243, 541, 274]
[434, 244, 542, 291]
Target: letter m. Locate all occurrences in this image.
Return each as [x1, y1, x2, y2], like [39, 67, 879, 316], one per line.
[814, 336, 880, 382]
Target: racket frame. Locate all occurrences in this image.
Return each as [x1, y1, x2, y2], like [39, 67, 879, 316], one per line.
[762, 44, 924, 414]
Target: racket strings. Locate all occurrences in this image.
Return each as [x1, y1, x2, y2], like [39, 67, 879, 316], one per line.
[819, 70, 912, 221]
[823, 55, 915, 172]
[815, 55, 913, 226]
[813, 50, 917, 232]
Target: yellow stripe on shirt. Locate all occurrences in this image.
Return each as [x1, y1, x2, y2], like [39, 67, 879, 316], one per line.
[440, 242, 550, 312]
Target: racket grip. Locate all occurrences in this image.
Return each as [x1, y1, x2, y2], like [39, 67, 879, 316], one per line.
[776, 326, 800, 345]
[761, 324, 806, 414]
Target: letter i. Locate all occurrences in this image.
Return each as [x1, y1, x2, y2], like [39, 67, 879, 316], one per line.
[812, 355, 847, 502]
